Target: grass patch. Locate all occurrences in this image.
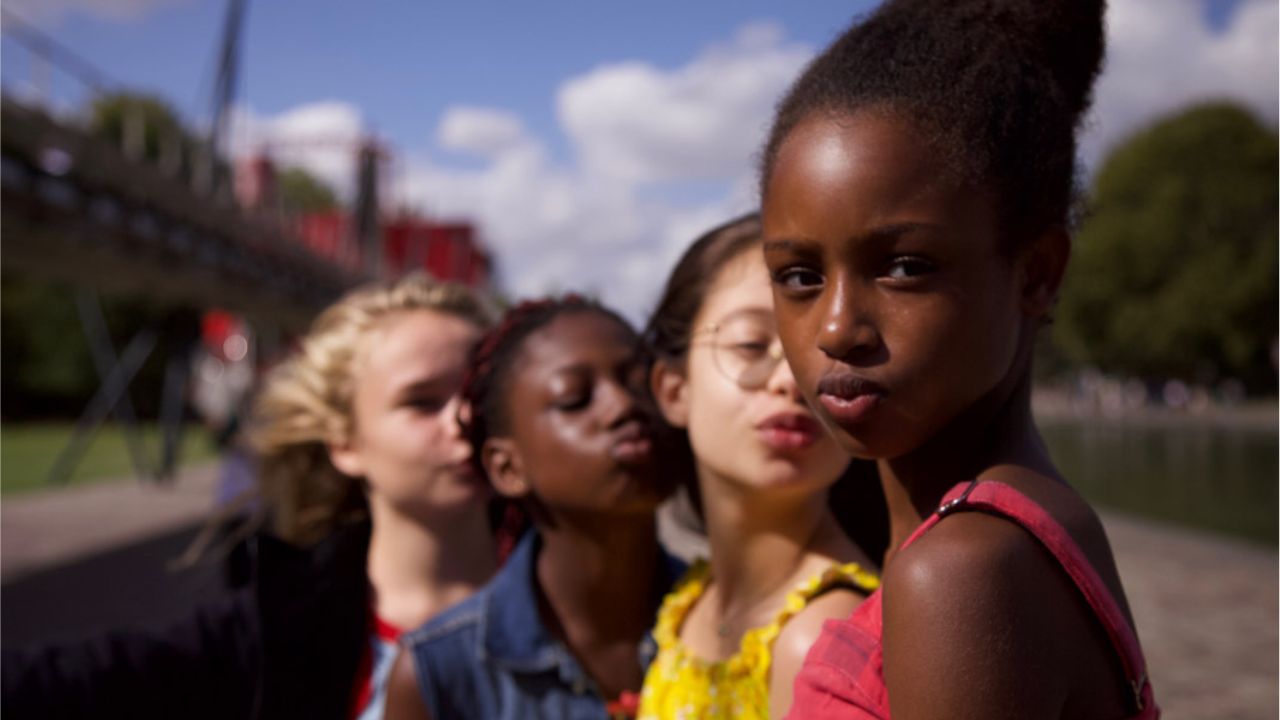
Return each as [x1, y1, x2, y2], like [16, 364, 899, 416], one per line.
[1, 422, 217, 495]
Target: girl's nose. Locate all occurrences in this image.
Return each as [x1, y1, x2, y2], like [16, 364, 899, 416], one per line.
[763, 344, 803, 400]
[816, 282, 880, 362]
[446, 395, 468, 439]
[601, 378, 642, 428]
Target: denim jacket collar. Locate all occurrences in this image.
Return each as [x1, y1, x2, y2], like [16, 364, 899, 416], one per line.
[478, 531, 567, 676]
[477, 530, 686, 687]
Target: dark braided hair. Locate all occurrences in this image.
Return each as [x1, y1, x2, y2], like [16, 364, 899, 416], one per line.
[459, 295, 640, 559]
[761, 0, 1106, 247]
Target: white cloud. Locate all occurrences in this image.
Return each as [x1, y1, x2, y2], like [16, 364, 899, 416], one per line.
[436, 106, 529, 159]
[558, 21, 811, 185]
[229, 100, 366, 199]
[389, 23, 804, 320]
[1083, 0, 1279, 167]
[242, 7, 1275, 321]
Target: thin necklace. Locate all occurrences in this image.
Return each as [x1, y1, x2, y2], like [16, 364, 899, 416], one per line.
[712, 579, 791, 639]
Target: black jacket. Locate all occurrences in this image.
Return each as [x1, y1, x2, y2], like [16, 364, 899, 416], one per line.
[2, 522, 372, 720]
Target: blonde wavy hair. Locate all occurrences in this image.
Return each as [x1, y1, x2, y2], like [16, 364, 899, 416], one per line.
[249, 272, 496, 546]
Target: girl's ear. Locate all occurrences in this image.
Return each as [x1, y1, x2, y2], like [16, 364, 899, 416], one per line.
[650, 358, 690, 428]
[327, 438, 364, 478]
[483, 437, 529, 498]
[1019, 227, 1070, 319]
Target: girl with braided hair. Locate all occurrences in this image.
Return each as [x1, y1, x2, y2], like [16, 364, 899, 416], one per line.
[760, 1, 1158, 717]
[385, 296, 685, 720]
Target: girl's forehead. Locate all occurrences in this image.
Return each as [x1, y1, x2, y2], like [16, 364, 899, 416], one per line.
[355, 310, 477, 374]
[698, 249, 771, 324]
[517, 311, 636, 365]
[765, 111, 997, 243]
[775, 111, 929, 193]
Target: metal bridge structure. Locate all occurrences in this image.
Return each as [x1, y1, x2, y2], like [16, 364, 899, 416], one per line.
[0, 2, 373, 333]
[0, 3, 380, 483]
[1, 97, 370, 332]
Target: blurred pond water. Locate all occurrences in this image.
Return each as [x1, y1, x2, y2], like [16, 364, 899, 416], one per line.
[1041, 417, 1278, 546]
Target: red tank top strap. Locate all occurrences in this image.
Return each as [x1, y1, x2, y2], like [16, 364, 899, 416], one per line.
[920, 480, 1156, 716]
[895, 479, 980, 552]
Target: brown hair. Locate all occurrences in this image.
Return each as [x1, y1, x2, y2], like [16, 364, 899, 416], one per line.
[644, 213, 888, 565]
[644, 213, 763, 365]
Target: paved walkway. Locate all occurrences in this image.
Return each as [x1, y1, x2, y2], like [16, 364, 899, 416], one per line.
[1, 465, 1275, 718]
[1, 463, 219, 582]
[1104, 510, 1277, 719]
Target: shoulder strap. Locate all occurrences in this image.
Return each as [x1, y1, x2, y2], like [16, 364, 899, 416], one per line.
[764, 562, 880, 636]
[895, 479, 978, 552]
[933, 481, 1154, 714]
[650, 561, 710, 649]
[791, 562, 881, 606]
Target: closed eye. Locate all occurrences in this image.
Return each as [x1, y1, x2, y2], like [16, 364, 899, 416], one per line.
[554, 392, 591, 412]
[402, 395, 449, 413]
[728, 341, 771, 359]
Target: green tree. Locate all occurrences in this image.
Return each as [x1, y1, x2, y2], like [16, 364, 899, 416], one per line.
[89, 93, 194, 167]
[278, 167, 340, 212]
[88, 92, 235, 189]
[1054, 102, 1278, 393]
[1, 275, 97, 418]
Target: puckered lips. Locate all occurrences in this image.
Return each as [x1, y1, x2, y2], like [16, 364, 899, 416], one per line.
[609, 419, 655, 465]
[755, 411, 823, 451]
[816, 371, 887, 427]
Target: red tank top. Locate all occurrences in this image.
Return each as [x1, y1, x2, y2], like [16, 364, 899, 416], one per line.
[787, 480, 1159, 719]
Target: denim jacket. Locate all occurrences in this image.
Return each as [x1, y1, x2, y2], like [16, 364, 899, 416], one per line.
[403, 531, 684, 720]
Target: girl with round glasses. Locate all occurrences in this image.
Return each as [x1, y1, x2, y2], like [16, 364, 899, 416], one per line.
[638, 214, 881, 719]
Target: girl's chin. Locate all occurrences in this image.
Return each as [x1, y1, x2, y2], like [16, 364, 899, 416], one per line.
[739, 463, 836, 493]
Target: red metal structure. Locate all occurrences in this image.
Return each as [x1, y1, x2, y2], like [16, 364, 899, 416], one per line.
[382, 214, 491, 286]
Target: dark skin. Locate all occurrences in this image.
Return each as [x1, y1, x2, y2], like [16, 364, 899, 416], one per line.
[762, 108, 1140, 719]
[384, 311, 674, 720]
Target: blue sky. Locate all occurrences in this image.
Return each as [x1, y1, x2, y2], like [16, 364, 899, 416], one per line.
[2, 0, 1275, 318]
[5, 2, 878, 162]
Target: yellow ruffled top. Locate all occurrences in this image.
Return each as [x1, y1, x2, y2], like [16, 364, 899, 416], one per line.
[637, 559, 879, 720]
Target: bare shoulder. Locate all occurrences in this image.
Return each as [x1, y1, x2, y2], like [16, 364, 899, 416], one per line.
[769, 587, 867, 719]
[980, 466, 1134, 620]
[982, 465, 1111, 552]
[383, 650, 433, 720]
[885, 499, 1094, 625]
[877, 509, 1081, 716]
[774, 587, 865, 668]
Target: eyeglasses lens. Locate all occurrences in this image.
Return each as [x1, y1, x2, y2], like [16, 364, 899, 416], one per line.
[711, 315, 783, 390]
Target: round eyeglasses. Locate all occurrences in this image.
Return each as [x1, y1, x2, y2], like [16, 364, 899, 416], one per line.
[691, 310, 786, 390]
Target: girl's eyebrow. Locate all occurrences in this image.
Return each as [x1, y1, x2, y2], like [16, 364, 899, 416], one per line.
[763, 222, 943, 253]
[762, 237, 813, 254]
[547, 362, 594, 378]
[862, 221, 941, 242]
[392, 374, 455, 398]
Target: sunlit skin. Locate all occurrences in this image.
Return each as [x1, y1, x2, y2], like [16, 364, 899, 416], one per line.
[762, 109, 1139, 718]
[493, 311, 677, 519]
[328, 309, 496, 637]
[331, 310, 486, 517]
[675, 249, 851, 496]
[383, 310, 677, 720]
[652, 249, 870, 719]
[487, 311, 676, 702]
